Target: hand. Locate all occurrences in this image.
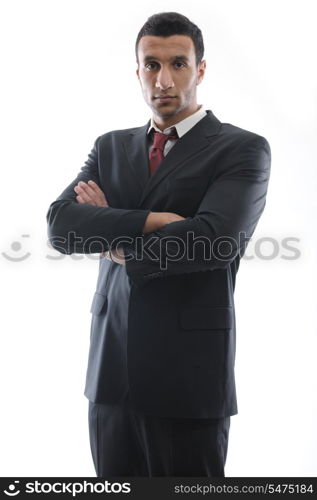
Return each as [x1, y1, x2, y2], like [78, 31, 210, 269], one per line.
[106, 212, 185, 266]
[160, 212, 186, 225]
[143, 211, 185, 234]
[103, 210, 185, 264]
[74, 180, 109, 258]
[74, 180, 109, 207]
[103, 247, 125, 265]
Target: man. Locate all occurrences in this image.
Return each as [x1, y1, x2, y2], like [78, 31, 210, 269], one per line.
[47, 12, 271, 476]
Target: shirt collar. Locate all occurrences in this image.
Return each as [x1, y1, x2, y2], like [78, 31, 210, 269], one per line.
[147, 105, 207, 138]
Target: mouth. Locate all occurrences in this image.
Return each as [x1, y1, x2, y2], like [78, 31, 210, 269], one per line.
[153, 95, 177, 103]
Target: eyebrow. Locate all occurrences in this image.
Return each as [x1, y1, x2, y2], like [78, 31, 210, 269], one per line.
[143, 55, 189, 63]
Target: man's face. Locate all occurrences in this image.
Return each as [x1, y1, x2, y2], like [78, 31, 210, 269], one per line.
[136, 35, 206, 127]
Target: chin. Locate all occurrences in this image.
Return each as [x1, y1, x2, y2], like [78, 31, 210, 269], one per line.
[155, 104, 180, 117]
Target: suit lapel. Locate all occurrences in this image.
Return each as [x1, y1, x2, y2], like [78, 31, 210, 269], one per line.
[122, 122, 151, 198]
[122, 110, 222, 208]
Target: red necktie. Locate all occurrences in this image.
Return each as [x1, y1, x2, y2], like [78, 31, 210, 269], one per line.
[149, 128, 178, 175]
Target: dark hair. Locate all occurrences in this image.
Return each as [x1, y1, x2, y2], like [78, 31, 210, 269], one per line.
[135, 12, 204, 65]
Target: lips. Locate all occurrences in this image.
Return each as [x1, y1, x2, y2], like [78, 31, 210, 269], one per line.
[154, 95, 176, 99]
[154, 96, 177, 103]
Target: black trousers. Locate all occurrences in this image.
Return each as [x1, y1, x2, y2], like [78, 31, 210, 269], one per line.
[88, 393, 230, 477]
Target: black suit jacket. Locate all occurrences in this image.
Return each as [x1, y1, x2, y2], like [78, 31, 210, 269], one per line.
[46, 110, 271, 418]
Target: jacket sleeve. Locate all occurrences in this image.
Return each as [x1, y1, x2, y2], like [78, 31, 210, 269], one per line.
[46, 136, 151, 254]
[123, 135, 271, 286]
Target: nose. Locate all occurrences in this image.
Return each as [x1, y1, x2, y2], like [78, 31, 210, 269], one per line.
[155, 66, 175, 91]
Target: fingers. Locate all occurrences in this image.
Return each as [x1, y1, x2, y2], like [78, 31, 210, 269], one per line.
[88, 180, 109, 206]
[100, 251, 111, 260]
[76, 195, 86, 204]
[74, 180, 108, 207]
[74, 183, 97, 205]
[109, 247, 126, 265]
[75, 181, 97, 200]
[87, 180, 103, 194]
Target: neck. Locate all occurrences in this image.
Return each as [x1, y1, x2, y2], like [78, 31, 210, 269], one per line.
[153, 103, 200, 131]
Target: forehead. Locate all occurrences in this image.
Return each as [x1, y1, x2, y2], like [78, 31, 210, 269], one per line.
[137, 35, 195, 61]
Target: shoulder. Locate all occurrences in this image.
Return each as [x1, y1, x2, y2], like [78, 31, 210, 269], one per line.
[215, 122, 271, 177]
[205, 110, 270, 156]
[219, 122, 270, 155]
[95, 124, 147, 146]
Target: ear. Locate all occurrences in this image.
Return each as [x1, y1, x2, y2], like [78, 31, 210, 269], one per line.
[136, 66, 140, 80]
[196, 60, 206, 85]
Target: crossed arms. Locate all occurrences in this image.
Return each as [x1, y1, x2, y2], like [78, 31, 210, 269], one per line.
[47, 133, 271, 286]
[73, 179, 185, 264]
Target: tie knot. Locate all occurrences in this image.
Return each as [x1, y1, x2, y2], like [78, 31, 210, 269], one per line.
[152, 128, 178, 151]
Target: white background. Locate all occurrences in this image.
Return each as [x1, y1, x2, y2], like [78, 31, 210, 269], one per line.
[0, 0, 316, 477]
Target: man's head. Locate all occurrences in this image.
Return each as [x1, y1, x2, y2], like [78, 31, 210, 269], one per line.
[135, 12, 206, 129]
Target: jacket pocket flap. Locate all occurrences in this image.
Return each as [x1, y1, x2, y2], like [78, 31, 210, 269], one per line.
[179, 306, 233, 330]
[90, 292, 108, 315]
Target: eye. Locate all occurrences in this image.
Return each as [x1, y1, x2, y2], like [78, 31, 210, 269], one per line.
[174, 61, 186, 69]
[145, 62, 158, 71]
